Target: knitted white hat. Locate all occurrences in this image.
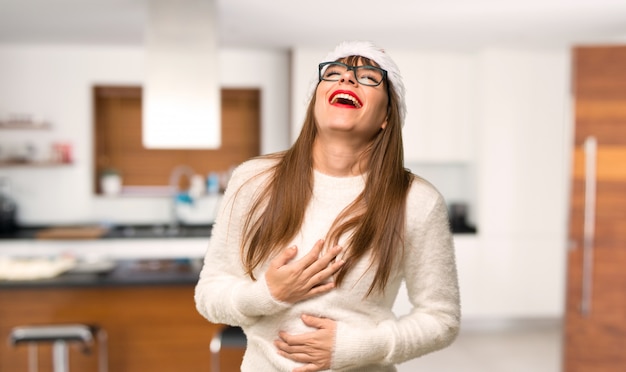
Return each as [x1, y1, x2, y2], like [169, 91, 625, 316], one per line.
[317, 40, 407, 126]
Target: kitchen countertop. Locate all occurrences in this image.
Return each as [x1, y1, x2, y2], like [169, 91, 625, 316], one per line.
[0, 224, 213, 262]
[0, 225, 210, 288]
[0, 224, 213, 240]
[0, 259, 202, 289]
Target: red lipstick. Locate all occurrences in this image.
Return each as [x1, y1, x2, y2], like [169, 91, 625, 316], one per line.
[329, 90, 362, 109]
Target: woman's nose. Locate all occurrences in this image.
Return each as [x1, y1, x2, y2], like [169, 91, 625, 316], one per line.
[340, 69, 357, 85]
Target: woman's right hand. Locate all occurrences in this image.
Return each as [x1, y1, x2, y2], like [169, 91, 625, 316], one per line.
[265, 239, 344, 304]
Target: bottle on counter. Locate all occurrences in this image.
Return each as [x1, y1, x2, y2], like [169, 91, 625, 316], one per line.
[188, 174, 205, 200]
[0, 177, 17, 234]
[206, 172, 220, 195]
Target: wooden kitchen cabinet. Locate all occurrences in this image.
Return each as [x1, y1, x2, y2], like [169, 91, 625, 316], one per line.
[0, 285, 244, 371]
[93, 87, 260, 192]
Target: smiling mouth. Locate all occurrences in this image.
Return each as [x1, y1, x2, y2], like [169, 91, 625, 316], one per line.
[329, 92, 362, 108]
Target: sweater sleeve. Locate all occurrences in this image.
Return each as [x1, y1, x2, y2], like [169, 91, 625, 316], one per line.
[331, 187, 461, 370]
[194, 160, 290, 327]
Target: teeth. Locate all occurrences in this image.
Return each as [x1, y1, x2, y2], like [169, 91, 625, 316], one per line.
[331, 93, 361, 108]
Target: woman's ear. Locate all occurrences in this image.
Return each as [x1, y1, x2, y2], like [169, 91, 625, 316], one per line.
[381, 119, 388, 130]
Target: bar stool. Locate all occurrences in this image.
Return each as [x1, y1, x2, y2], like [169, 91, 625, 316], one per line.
[209, 325, 246, 372]
[9, 323, 108, 372]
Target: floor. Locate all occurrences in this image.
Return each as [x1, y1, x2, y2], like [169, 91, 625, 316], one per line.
[397, 319, 563, 372]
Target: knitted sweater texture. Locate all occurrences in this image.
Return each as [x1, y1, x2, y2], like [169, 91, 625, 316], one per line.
[194, 158, 460, 371]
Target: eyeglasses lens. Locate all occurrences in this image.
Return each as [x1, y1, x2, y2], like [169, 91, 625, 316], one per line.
[320, 62, 385, 87]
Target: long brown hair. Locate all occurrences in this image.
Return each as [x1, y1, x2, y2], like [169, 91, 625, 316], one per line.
[241, 56, 412, 295]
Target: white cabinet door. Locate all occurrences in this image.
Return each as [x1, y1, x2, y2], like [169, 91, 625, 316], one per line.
[463, 237, 565, 318]
[471, 49, 571, 319]
[392, 236, 565, 319]
[394, 52, 475, 163]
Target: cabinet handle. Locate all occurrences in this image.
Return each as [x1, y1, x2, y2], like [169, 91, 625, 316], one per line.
[581, 136, 597, 316]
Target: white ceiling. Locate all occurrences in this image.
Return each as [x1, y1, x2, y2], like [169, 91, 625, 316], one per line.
[0, 0, 625, 51]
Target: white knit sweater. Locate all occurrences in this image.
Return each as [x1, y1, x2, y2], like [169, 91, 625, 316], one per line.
[194, 158, 460, 372]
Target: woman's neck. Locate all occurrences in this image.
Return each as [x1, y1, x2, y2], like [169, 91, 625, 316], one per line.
[312, 137, 370, 177]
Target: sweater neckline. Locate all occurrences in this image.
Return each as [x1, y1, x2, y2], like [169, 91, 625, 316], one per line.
[313, 169, 366, 190]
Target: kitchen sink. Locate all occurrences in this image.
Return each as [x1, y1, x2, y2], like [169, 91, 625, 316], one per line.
[104, 224, 212, 239]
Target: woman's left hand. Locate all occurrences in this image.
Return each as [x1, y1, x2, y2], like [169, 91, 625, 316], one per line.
[275, 314, 336, 372]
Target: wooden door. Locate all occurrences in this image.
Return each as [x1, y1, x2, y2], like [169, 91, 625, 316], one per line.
[563, 46, 626, 371]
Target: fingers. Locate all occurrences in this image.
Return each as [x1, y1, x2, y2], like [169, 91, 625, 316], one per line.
[277, 316, 333, 345]
[301, 314, 329, 329]
[276, 240, 343, 281]
[299, 243, 343, 294]
[298, 239, 326, 268]
[266, 240, 344, 303]
[293, 365, 319, 372]
[276, 338, 314, 367]
[275, 317, 335, 372]
[271, 245, 298, 268]
[304, 244, 343, 275]
[306, 282, 335, 297]
[275, 336, 313, 361]
[306, 251, 344, 286]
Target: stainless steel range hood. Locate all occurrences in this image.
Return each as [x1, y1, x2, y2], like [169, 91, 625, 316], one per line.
[142, 0, 221, 149]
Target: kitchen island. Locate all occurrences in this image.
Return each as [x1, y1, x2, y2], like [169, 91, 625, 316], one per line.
[1, 225, 480, 370]
[0, 227, 244, 372]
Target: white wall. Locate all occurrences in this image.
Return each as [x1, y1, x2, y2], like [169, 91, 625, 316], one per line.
[0, 44, 290, 225]
[290, 48, 325, 140]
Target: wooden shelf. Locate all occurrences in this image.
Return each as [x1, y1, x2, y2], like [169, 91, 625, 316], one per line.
[0, 160, 72, 168]
[0, 121, 51, 130]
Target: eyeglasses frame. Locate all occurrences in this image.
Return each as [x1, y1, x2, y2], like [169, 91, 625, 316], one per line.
[318, 61, 388, 87]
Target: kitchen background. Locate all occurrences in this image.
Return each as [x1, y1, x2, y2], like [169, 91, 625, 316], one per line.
[0, 33, 572, 320]
[1, 0, 625, 370]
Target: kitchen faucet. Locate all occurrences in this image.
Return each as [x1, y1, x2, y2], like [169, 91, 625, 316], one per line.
[168, 165, 196, 234]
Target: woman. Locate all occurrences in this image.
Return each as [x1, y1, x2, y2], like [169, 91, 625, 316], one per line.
[195, 40, 460, 372]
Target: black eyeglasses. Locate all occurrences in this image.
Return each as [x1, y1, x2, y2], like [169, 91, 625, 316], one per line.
[318, 61, 387, 87]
